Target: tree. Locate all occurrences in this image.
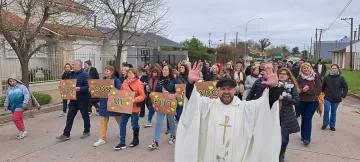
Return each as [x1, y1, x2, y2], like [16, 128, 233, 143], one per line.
[91, 0, 169, 69]
[258, 38, 271, 52]
[281, 45, 290, 54]
[292, 46, 300, 54]
[181, 37, 211, 62]
[301, 50, 308, 59]
[216, 44, 236, 63]
[0, 0, 69, 87]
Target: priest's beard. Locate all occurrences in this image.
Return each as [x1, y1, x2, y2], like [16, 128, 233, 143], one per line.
[219, 95, 234, 105]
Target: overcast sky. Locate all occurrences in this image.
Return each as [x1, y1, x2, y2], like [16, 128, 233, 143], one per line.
[167, 0, 360, 50]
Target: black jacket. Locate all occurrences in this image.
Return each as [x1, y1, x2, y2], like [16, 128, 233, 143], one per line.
[61, 71, 71, 79]
[322, 74, 348, 103]
[246, 78, 267, 101]
[86, 67, 100, 79]
[279, 86, 300, 135]
[313, 63, 327, 77]
[245, 65, 252, 76]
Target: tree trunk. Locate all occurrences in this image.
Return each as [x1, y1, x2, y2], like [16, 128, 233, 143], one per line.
[115, 43, 123, 69]
[20, 58, 30, 88]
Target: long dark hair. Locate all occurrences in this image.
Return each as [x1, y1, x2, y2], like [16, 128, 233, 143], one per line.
[162, 65, 174, 79]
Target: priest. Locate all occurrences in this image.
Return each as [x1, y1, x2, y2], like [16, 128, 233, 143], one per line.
[175, 62, 282, 162]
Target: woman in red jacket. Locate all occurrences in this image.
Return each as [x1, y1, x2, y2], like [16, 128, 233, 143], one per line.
[114, 68, 146, 150]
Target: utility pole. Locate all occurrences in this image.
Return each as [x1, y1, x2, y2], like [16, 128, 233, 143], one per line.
[318, 29, 324, 59]
[315, 28, 318, 60]
[224, 33, 226, 45]
[310, 37, 313, 59]
[208, 32, 211, 48]
[358, 24, 360, 40]
[235, 32, 238, 57]
[355, 30, 357, 41]
[342, 18, 354, 70]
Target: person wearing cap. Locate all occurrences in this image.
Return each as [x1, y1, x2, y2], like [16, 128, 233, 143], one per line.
[175, 62, 281, 162]
[3, 74, 31, 139]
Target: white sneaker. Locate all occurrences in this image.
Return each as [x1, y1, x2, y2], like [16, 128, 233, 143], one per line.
[143, 122, 152, 128]
[93, 139, 106, 147]
[58, 112, 66, 117]
[17, 130, 27, 139]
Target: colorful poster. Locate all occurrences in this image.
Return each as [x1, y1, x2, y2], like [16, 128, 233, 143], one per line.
[107, 89, 135, 114]
[88, 79, 115, 98]
[59, 79, 77, 100]
[195, 81, 218, 99]
[149, 92, 177, 115]
[175, 84, 185, 106]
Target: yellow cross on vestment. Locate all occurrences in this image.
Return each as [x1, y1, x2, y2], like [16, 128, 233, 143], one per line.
[219, 115, 232, 145]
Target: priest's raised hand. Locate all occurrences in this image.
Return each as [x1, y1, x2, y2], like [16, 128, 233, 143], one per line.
[187, 62, 203, 84]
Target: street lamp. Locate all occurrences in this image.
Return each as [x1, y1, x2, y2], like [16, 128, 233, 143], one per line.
[209, 28, 214, 48]
[245, 17, 263, 66]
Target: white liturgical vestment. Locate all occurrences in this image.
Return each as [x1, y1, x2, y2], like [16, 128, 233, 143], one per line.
[175, 86, 281, 162]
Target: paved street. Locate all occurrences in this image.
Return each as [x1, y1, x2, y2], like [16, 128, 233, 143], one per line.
[0, 96, 360, 162]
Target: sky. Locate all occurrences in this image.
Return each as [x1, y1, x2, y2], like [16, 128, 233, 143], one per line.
[166, 0, 360, 51]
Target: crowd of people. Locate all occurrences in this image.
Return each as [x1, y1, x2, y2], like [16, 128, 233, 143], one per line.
[2, 56, 349, 162]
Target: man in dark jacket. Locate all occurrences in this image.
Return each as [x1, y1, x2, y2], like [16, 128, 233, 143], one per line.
[56, 59, 91, 141]
[245, 61, 255, 76]
[313, 58, 327, 80]
[291, 59, 304, 78]
[84, 60, 100, 116]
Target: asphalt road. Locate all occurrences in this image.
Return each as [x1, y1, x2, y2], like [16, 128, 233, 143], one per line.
[1, 96, 360, 162]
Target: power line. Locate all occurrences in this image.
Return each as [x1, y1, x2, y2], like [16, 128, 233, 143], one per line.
[324, 0, 353, 32]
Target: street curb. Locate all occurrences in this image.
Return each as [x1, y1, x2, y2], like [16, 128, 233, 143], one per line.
[349, 93, 360, 100]
[0, 103, 62, 124]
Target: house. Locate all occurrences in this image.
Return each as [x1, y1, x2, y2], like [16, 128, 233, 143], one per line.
[97, 27, 188, 68]
[329, 39, 360, 70]
[312, 36, 350, 60]
[0, 0, 105, 96]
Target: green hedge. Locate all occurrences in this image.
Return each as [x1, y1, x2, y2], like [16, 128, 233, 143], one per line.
[0, 92, 52, 107]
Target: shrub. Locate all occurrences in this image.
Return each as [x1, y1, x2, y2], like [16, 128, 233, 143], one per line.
[32, 92, 52, 105]
[0, 92, 52, 107]
[0, 96, 5, 107]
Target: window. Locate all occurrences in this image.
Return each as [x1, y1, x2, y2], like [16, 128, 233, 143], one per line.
[140, 48, 150, 61]
[141, 48, 150, 56]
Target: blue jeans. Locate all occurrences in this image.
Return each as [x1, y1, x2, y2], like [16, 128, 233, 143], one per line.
[147, 103, 155, 123]
[175, 105, 183, 121]
[62, 99, 68, 113]
[63, 100, 90, 137]
[120, 113, 139, 143]
[323, 100, 340, 128]
[154, 112, 176, 142]
[280, 134, 289, 154]
[299, 101, 318, 142]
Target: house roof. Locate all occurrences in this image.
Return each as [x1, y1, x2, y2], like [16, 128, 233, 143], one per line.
[54, 0, 92, 12]
[328, 39, 360, 52]
[0, 10, 49, 34]
[44, 24, 105, 38]
[328, 45, 347, 52]
[97, 27, 186, 48]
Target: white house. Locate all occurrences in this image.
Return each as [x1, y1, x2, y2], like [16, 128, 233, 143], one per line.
[330, 40, 360, 70]
[0, 0, 105, 96]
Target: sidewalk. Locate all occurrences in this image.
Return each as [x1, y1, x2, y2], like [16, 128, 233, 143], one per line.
[0, 89, 62, 116]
